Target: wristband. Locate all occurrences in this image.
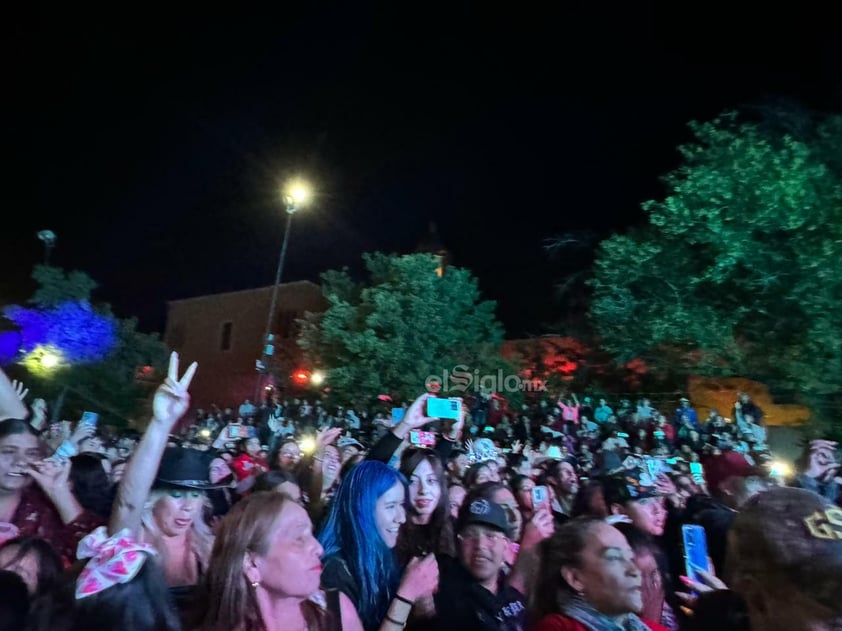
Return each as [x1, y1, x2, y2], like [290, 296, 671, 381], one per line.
[394, 593, 413, 606]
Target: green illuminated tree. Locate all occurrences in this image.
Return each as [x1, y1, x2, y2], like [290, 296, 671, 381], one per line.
[590, 111, 842, 435]
[298, 253, 512, 403]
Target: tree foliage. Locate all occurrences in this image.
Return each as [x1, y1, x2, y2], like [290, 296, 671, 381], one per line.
[590, 111, 842, 429]
[298, 253, 510, 403]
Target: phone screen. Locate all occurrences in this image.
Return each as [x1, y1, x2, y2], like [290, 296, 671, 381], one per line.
[426, 397, 462, 420]
[682, 525, 712, 584]
[228, 425, 241, 439]
[689, 462, 705, 484]
[409, 430, 436, 447]
[531, 485, 549, 511]
[81, 411, 99, 427]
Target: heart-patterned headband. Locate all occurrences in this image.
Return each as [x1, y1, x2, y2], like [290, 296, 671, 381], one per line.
[75, 526, 157, 600]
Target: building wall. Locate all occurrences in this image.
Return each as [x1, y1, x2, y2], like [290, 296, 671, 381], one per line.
[164, 281, 326, 408]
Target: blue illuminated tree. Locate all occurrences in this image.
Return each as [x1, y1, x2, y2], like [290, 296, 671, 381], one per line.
[1, 266, 169, 425]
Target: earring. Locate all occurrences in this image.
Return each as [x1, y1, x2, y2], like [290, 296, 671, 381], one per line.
[251, 580, 260, 588]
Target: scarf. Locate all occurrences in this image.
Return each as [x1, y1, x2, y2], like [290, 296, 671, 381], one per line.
[560, 596, 651, 631]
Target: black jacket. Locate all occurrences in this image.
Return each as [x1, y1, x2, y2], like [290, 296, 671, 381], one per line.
[411, 555, 526, 631]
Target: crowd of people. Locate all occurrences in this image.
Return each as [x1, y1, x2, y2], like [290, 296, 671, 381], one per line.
[0, 353, 840, 631]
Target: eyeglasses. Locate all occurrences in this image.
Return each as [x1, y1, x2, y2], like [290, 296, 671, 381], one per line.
[458, 528, 507, 544]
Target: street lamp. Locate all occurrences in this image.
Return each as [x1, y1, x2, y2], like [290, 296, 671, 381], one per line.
[37, 230, 57, 266]
[256, 179, 312, 400]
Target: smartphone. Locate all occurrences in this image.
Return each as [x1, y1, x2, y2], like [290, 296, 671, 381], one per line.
[81, 411, 99, 427]
[391, 408, 406, 424]
[654, 430, 666, 439]
[409, 430, 436, 447]
[682, 525, 712, 585]
[689, 462, 705, 484]
[617, 432, 629, 438]
[532, 485, 549, 511]
[426, 397, 462, 420]
[228, 424, 242, 439]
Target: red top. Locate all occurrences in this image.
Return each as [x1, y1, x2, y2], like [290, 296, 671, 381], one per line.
[12, 485, 104, 564]
[533, 613, 669, 631]
[231, 453, 268, 481]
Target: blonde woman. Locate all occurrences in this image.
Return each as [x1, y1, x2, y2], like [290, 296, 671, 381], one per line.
[110, 353, 216, 591]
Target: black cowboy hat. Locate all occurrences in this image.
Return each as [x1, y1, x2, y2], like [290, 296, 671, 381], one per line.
[154, 447, 228, 490]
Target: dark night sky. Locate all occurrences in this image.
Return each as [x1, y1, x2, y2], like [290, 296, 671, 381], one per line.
[3, 4, 840, 337]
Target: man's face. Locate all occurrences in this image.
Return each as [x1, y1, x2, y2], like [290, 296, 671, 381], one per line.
[458, 525, 508, 586]
[556, 462, 579, 496]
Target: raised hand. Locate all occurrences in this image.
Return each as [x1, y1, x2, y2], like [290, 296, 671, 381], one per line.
[70, 421, 96, 446]
[11, 380, 29, 402]
[152, 352, 197, 424]
[28, 458, 71, 498]
[316, 427, 343, 449]
[399, 393, 437, 431]
[520, 508, 554, 552]
[398, 553, 439, 602]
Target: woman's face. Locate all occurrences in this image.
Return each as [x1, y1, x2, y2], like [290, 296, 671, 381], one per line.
[152, 489, 206, 537]
[563, 523, 643, 616]
[447, 485, 466, 519]
[209, 458, 232, 484]
[485, 461, 501, 482]
[408, 459, 441, 519]
[0, 545, 38, 594]
[516, 479, 536, 513]
[473, 465, 492, 486]
[374, 482, 406, 548]
[245, 438, 261, 457]
[251, 501, 324, 598]
[624, 497, 667, 536]
[0, 433, 40, 493]
[321, 446, 340, 479]
[277, 443, 301, 471]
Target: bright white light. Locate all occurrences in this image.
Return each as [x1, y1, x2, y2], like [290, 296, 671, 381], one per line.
[769, 460, 793, 478]
[310, 371, 325, 386]
[285, 180, 311, 206]
[299, 437, 316, 454]
[41, 352, 60, 369]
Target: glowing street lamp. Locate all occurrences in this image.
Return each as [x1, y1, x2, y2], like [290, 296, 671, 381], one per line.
[256, 178, 313, 399]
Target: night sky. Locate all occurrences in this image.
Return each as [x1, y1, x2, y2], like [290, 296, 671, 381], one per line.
[4, 4, 840, 338]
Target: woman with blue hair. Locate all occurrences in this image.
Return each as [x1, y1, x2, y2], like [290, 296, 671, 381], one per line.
[319, 460, 438, 631]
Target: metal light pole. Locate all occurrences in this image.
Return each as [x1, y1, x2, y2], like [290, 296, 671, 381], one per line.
[37, 230, 57, 265]
[255, 182, 310, 402]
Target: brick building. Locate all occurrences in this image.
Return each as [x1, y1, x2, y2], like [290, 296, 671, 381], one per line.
[164, 281, 326, 408]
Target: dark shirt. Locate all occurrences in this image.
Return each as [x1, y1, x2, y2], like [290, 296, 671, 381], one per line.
[413, 555, 526, 631]
[321, 554, 361, 607]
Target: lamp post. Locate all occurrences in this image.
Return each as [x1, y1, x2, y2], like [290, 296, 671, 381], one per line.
[255, 181, 311, 401]
[37, 230, 57, 266]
